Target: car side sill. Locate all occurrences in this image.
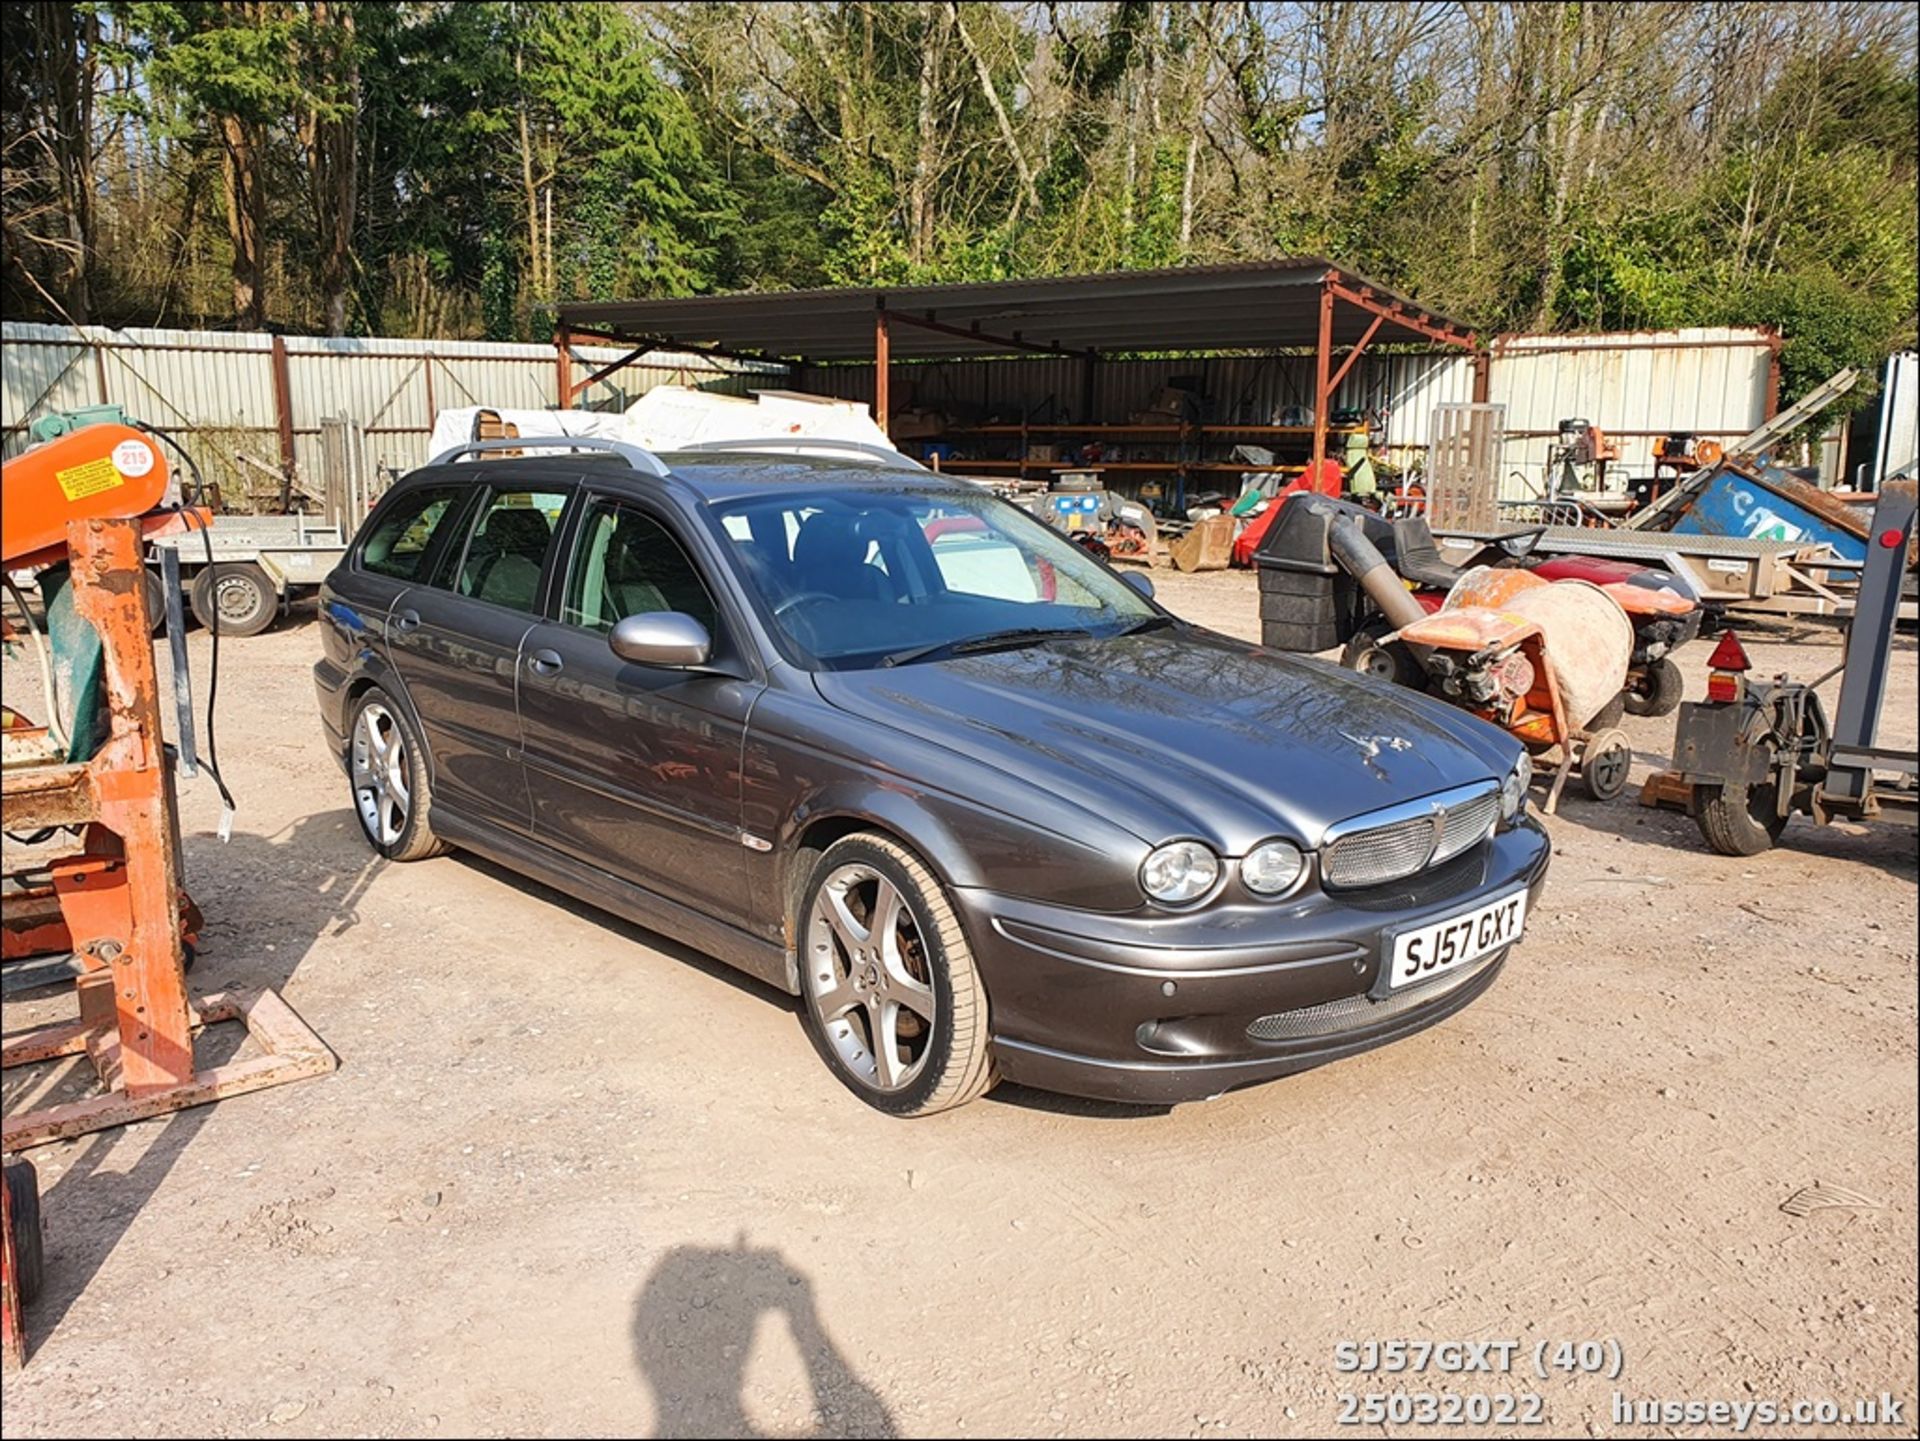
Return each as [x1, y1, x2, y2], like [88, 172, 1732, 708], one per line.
[433, 811, 796, 995]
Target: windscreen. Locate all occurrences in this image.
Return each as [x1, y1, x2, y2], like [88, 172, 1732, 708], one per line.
[708, 486, 1157, 670]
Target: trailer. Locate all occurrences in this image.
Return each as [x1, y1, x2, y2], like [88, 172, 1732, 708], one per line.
[1435, 367, 1915, 620]
[1431, 524, 1881, 618]
[144, 512, 349, 637]
[143, 414, 391, 636]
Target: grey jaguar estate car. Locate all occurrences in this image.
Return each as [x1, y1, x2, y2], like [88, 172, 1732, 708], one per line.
[315, 436, 1549, 1114]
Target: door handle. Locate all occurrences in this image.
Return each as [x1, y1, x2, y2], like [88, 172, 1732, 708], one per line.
[394, 608, 421, 633]
[528, 648, 564, 676]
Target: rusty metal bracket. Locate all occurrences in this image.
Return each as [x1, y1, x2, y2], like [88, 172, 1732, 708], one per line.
[2, 990, 335, 1152]
[2, 519, 336, 1149]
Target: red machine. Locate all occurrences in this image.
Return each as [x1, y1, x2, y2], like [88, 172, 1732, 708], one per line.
[1, 422, 335, 1365]
[1342, 520, 1703, 720]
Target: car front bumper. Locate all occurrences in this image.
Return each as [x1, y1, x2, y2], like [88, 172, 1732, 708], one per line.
[955, 818, 1551, 1105]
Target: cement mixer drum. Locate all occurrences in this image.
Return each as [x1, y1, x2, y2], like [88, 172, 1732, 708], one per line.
[1498, 579, 1633, 728]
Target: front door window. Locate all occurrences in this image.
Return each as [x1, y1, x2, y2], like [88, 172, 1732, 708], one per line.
[563, 498, 717, 636]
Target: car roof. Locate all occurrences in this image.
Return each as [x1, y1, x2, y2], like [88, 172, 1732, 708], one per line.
[412, 449, 981, 506]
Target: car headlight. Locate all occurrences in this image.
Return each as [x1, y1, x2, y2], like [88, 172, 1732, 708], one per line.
[1140, 840, 1220, 904]
[1242, 839, 1307, 897]
[1500, 751, 1534, 820]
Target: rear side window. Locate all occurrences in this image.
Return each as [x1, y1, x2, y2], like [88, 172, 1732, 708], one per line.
[358, 484, 464, 581]
[453, 488, 569, 613]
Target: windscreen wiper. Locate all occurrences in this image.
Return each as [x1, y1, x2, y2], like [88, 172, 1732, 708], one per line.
[1114, 615, 1175, 636]
[879, 626, 1093, 669]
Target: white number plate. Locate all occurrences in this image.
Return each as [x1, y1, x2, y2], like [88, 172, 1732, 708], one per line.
[1389, 890, 1528, 989]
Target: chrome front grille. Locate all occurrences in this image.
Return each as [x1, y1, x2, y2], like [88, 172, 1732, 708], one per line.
[1323, 817, 1438, 888]
[1321, 782, 1500, 889]
[1431, 789, 1499, 864]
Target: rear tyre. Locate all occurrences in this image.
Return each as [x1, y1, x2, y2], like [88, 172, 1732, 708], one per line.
[4, 1160, 44, 1305]
[1579, 728, 1633, 802]
[1624, 657, 1684, 717]
[347, 689, 448, 862]
[1339, 631, 1423, 688]
[189, 563, 277, 637]
[1696, 782, 1789, 856]
[798, 834, 998, 1116]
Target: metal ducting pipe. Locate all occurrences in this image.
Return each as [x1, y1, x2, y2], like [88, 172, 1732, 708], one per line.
[1327, 517, 1429, 632]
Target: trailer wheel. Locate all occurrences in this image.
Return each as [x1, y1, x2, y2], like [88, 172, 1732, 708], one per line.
[143, 569, 167, 635]
[189, 563, 277, 637]
[4, 1160, 44, 1305]
[1624, 657, 1684, 717]
[1579, 728, 1633, 802]
[143, 567, 190, 635]
[1696, 783, 1789, 856]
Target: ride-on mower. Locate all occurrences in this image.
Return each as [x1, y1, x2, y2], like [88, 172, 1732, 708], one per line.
[1259, 498, 1700, 719]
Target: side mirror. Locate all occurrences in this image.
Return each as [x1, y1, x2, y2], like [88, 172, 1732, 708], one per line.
[1122, 571, 1155, 601]
[609, 612, 712, 668]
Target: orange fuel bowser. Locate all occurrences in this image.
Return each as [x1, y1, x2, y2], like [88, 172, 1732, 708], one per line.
[1, 420, 336, 1366]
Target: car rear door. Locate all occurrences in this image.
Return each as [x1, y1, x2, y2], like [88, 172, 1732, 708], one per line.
[517, 486, 763, 922]
[384, 476, 574, 836]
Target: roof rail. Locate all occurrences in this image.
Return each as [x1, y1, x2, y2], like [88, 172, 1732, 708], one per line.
[676, 436, 931, 472]
[427, 435, 671, 477]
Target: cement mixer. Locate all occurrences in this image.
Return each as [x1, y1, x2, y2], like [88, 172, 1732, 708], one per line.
[1443, 569, 1633, 728]
[1324, 517, 1637, 811]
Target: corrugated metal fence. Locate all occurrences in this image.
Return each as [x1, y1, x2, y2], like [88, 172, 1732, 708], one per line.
[1490, 327, 1776, 489]
[4, 320, 1784, 502]
[0, 323, 778, 502]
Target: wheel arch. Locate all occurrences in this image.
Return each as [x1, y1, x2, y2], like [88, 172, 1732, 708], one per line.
[343, 666, 437, 782]
[779, 796, 984, 992]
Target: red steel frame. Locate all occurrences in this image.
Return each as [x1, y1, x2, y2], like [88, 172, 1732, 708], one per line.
[1312, 273, 1480, 474]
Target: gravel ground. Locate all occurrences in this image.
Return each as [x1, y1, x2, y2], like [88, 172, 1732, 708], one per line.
[3, 571, 1914, 1439]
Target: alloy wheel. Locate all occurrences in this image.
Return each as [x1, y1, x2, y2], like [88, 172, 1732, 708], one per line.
[805, 863, 938, 1092]
[351, 702, 410, 847]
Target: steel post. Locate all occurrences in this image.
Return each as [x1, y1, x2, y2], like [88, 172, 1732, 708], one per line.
[1311, 281, 1334, 472]
[1823, 489, 1916, 802]
[874, 304, 892, 437]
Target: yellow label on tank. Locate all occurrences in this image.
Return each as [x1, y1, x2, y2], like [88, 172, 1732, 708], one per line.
[55, 456, 126, 502]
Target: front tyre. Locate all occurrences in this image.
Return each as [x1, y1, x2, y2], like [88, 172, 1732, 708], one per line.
[798, 834, 997, 1116]
[347, 688, 448, 862]
[1624, 656, 1684, 717]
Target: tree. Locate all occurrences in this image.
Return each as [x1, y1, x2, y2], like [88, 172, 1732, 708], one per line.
[2, 1, 106, 322]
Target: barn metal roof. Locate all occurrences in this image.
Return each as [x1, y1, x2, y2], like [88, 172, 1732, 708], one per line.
[556, 258, 1475, 363]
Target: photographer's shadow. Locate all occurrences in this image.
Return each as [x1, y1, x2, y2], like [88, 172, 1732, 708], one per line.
[632, 1236, 896, 1439]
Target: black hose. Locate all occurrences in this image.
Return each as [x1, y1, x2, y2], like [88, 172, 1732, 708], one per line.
[1327, 515, 1429, 631]
[132, 422, 238, 832]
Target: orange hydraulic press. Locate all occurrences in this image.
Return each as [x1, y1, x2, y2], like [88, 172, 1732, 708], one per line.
[1, 421, 336, 1365]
